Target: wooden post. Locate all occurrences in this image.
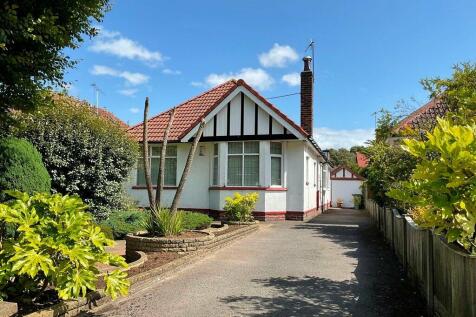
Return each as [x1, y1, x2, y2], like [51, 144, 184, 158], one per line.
[142, 97, 154, 209]
[427, 230, 435, 317]
[170, 120, 206, 213]
[155, 107, 175, 208]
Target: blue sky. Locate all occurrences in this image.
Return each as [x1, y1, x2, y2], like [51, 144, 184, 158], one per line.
[64, 0, 476, 149]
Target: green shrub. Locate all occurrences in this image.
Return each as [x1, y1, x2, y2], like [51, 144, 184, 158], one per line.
[144, 209, 184, 237]
[98, 223, 114, 240]
[0, 191, 129, 303]
[223, 192, 259, 222]
[14, 95, 138, 219]
[101, 209, 147, 239]
[388, 118, 476, 253]
[0, 137, 51, 201]
[182, 212, 213, 230]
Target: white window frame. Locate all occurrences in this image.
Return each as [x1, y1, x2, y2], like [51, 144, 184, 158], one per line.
[270, 142, 283, 186]
[227, 141, 260, 186]
[212, 143, 219, 185]
[137, 145, 177, 186]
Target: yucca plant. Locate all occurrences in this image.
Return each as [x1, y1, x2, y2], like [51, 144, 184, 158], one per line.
[144, 208, 184, 237]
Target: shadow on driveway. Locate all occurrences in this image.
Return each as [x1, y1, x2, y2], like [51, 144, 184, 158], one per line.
[221, 209, 426, 317]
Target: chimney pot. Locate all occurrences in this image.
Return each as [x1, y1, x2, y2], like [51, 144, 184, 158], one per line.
[303, 56, 312, 71]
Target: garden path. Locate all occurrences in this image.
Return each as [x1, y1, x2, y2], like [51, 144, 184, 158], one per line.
[95, 208, 426, 316]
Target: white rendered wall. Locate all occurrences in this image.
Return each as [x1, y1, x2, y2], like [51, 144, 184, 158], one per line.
[331, 180, 362, 208]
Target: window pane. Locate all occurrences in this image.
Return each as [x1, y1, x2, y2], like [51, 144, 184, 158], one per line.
[213, 157, 219, 185]
[137, 159, 146, 185]
[244, 155, 259, 186]
[227, 156, 242, 185]
[164, 158, 177, 186]
[271, 157, 281, 185]
[228, 142, 243, 154]
[213, 143, 218, 156]
[151, 146, 161, 156]
[244, 141, 259, 154]
[270, 142, 282, 155]
[151, 158, 159, 185]
[166, 146, 177, 157]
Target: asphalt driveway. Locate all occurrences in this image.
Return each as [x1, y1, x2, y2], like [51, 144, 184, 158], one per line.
[95, 209, 425, 316]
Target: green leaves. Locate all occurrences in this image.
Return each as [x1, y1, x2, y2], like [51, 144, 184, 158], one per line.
[224, 192, 259, 222]
[104, 270, 129, 300]
[388, 118, 476, 253]
[0, 192, 129, 301]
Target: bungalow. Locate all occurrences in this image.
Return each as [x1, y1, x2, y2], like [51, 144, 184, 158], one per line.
[126, 56, 331, 221]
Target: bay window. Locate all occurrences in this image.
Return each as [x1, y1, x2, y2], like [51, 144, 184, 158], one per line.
[227, 141, 260, 186]
[137, 145, 177, 186]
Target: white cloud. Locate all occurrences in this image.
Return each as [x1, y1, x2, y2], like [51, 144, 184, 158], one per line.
[205, 68, 274, 90]
[190, 81, 206, 87]
[91, 65, 149, 86]
[90, 29, 164, 65]
[281, 72, 300, 86]
[313, 127, 374, 150]
[129, 107, 140, 114]
[118, 88, 138, 96]
[162, 68, 181, 75]
[259, 43, 299, 68]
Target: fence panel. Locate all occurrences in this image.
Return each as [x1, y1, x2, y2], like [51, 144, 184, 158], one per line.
[392, 210, 405, 264]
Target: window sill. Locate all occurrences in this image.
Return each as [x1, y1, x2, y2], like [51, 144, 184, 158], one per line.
[132, 185, 178, 190]
[208, 186, 287, 191]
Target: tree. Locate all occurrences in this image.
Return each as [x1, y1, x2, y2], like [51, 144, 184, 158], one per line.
[328, 148, 358, 171]
[0, 0, 110, 119]
[14, 94, 138, 219]
[0, 137, 51, 201]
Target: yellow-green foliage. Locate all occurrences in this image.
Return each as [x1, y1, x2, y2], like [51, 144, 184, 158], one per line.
[0, 191, 129, 302]
[388, 118, 476, 252]
[223, 192, 259, 222]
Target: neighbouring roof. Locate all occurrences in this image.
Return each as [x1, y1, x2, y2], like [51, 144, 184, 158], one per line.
[355, 152, 369, 168]
[128, 79, 309, 142]
[394, 98, 449, 133]
[331, 165, 365, 180]
[51, 93, 128, 129]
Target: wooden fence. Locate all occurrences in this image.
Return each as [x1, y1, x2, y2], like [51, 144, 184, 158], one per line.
[365, 198, 476, 317]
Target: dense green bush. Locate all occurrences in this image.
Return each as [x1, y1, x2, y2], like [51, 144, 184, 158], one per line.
[100, 210, 147, 239]
[182, 212, 213, 230]
[224, 192, 259, 222]
[0, 137, 51, 201]
[98, 223, 114, 240]
[0, 191, 129, 303]
[365, 141, 416, 206]
[144, 209, 184, 237]
[14, 94, 138, 219]
[388, 119, 476, 253]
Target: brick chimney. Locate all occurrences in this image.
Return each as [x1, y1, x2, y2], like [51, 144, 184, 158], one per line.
[300, 56, 313, 135]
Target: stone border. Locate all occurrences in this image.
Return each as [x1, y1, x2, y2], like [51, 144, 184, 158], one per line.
[23, 223, 259, 317]
[225, 220, 259, 225]
[125, 231, 214, 257]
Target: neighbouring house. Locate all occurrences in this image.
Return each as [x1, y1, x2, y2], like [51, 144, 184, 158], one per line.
[387, 98, 449, 145]
[330, 166, 364, 208]
[126, 56, 332, 221]
[355, 152, 368, 168]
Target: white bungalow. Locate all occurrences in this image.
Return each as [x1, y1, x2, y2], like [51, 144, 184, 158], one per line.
[126, 57, 331, 221]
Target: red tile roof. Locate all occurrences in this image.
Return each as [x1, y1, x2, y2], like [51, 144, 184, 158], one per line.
[394, 98, 449, 132]
[355, 152, 368, 168]
[128, 79, 309, 142]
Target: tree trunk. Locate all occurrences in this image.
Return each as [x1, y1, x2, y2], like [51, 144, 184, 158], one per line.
[142, 97, 154, 209]
[155, 107, 175, 208]
[170, 120, 206, 213]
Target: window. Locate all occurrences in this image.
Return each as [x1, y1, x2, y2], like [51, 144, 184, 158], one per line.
[305, 156, 309, 185]
[212, 144, 219, 185]
[322, 164, 328, 188]
[227, 142, 259, 186]
[314, 162, 317, 187]
[137, 145, 177, 186]
[270, 142, 282, 186]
